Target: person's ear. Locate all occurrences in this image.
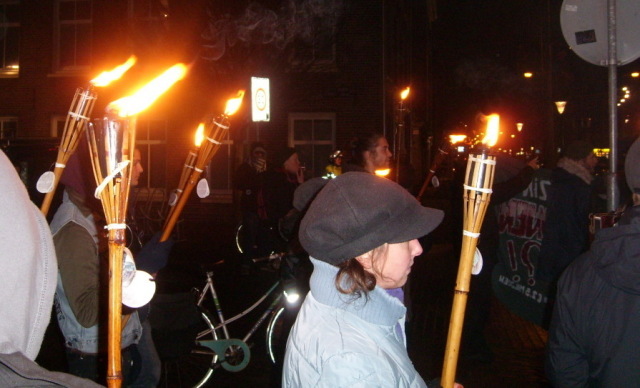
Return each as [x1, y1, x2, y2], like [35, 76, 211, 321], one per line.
[355, 251, 374, 270]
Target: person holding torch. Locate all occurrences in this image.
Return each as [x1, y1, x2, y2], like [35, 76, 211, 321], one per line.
[49, 141, 143, 385]
[283, 172, 462, 387]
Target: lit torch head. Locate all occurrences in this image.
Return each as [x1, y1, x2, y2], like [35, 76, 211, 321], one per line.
[481, 114, 500, 148]
[224, 90, 246, 117]
[90, 56, 137, 87]
[107, 63, 188, 117]
[194, 123, 205, 148]
[400, 87, 410, 101]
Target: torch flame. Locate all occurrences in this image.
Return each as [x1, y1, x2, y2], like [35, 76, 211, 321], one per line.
[481, 114, 500, 147]
[90, 56, 137, 87]
[375, 169, 391, 177]
[400, 87, 410, 101]
[194, 123, 205, 147]
[107, 63, 188, 117]
[224, 90, 245, 116]
[449, 135, 467, 144]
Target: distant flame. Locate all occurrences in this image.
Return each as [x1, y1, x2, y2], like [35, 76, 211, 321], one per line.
[400, 87, 410, 101]
[90, 56, 137, 87]
[481, 114, 500, 147]
[107, 63, 188, 117]
[449, 135, 467, 144]
[194, 123, 205, 147]
[224, 90, 245, 116]
[375, 169, 390, 177]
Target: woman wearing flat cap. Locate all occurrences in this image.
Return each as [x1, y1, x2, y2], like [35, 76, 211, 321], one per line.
[282, 171, 453, 387]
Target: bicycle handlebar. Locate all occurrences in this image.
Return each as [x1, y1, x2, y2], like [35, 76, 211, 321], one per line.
[252, 252, 286, 263]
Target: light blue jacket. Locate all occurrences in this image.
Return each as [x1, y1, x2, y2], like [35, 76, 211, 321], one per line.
[283, 258, 428, 387]
[50, 192, 141, 354]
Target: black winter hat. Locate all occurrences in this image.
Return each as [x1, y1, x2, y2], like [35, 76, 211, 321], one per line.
[272, 146, 297, 167]
[564, 140, 594, 161]
[293, 177, 329, 211]
[299, 172, 444, 265]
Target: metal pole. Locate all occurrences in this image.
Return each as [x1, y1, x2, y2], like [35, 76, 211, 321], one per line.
[607, 0, 620, 211]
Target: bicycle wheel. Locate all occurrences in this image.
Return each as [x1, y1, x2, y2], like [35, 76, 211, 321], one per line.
[266, 305, 286, 364]
[160, 311, 219, 388]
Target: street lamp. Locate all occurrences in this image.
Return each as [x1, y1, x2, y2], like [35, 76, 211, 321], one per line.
[555, 100, 567, 114]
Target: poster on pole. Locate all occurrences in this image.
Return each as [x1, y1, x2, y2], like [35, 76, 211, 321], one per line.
[251, 77, 270, 122]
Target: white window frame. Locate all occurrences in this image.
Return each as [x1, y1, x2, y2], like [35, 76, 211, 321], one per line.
[288, 112, 336, 178]
[0, 0, 20, 77]
[0, 116, 17, 139]
[135, 118, 167, 190]
[53, 0, 92, 74]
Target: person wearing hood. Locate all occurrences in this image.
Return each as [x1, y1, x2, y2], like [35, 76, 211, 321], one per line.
[545, 137, 640, 387]
[0, 149, 101, 387]
[282, 172, 452, 387]
[537, 140, 598, 283]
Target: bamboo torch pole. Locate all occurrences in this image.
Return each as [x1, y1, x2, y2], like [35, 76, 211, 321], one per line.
[160, 90, 245, 242]
[87, 116, 135, 388]
[416, 145, 449, 202]
[40, 87, 96, 216]
[163, 124, 204, 230]
[441, 115, 499, 388]
[88, 63, 187, 388]
[40, 56, 137, 216]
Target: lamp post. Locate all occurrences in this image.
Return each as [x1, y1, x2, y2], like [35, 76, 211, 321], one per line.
[395, 86, 410, 184]
[555, 101, 567, 152]
[516, 123, 524, 154]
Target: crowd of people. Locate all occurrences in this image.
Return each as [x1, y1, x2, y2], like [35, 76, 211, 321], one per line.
[1, 129, 639, 388]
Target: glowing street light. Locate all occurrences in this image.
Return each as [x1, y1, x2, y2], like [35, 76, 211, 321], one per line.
[555, 101, 567, 114]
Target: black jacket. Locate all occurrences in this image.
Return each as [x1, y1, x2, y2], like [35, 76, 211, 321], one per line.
[538, 165, 593, 282]
[545, 205, 640, 387]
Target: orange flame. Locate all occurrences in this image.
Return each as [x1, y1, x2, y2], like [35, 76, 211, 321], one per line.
[449, 135, 467, 144]
[481, 114, 500, 147]
[224, 90, 245, 116]
[400, 87, 410, 101]
[90, 56, 137, 87]
[375, 169, 390, 177]
[194, 123, 205, 147]
[107, 63, 188, 117]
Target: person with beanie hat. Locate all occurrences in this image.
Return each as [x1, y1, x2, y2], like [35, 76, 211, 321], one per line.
[282, 172, 450, 387]
[546, 136, 640, 387]
[537, 139, 598, 283]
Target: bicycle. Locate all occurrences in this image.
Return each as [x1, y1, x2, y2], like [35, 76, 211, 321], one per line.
[164, 253, 298, 388]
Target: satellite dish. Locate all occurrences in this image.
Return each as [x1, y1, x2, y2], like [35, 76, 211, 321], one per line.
[560, 0, 640, 66]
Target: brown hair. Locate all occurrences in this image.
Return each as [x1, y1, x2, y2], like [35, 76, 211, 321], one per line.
[335, 244, 390, 298]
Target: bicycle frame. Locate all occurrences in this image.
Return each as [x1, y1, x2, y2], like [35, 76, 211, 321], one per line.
[195, 270, 283, 371]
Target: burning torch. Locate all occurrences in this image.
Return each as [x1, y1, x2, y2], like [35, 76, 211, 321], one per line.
[39, 56, 137, 216]
[86, 63, 187, 388]
[160, 90, 245, 242]
[441, 114, 499, 388]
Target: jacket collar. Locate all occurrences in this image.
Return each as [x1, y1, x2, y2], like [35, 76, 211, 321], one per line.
[308, 258, 406, 326]
[557, 157, 593, 184]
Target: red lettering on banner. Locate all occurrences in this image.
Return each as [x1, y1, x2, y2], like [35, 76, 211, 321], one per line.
[497, 199, 546, 240]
